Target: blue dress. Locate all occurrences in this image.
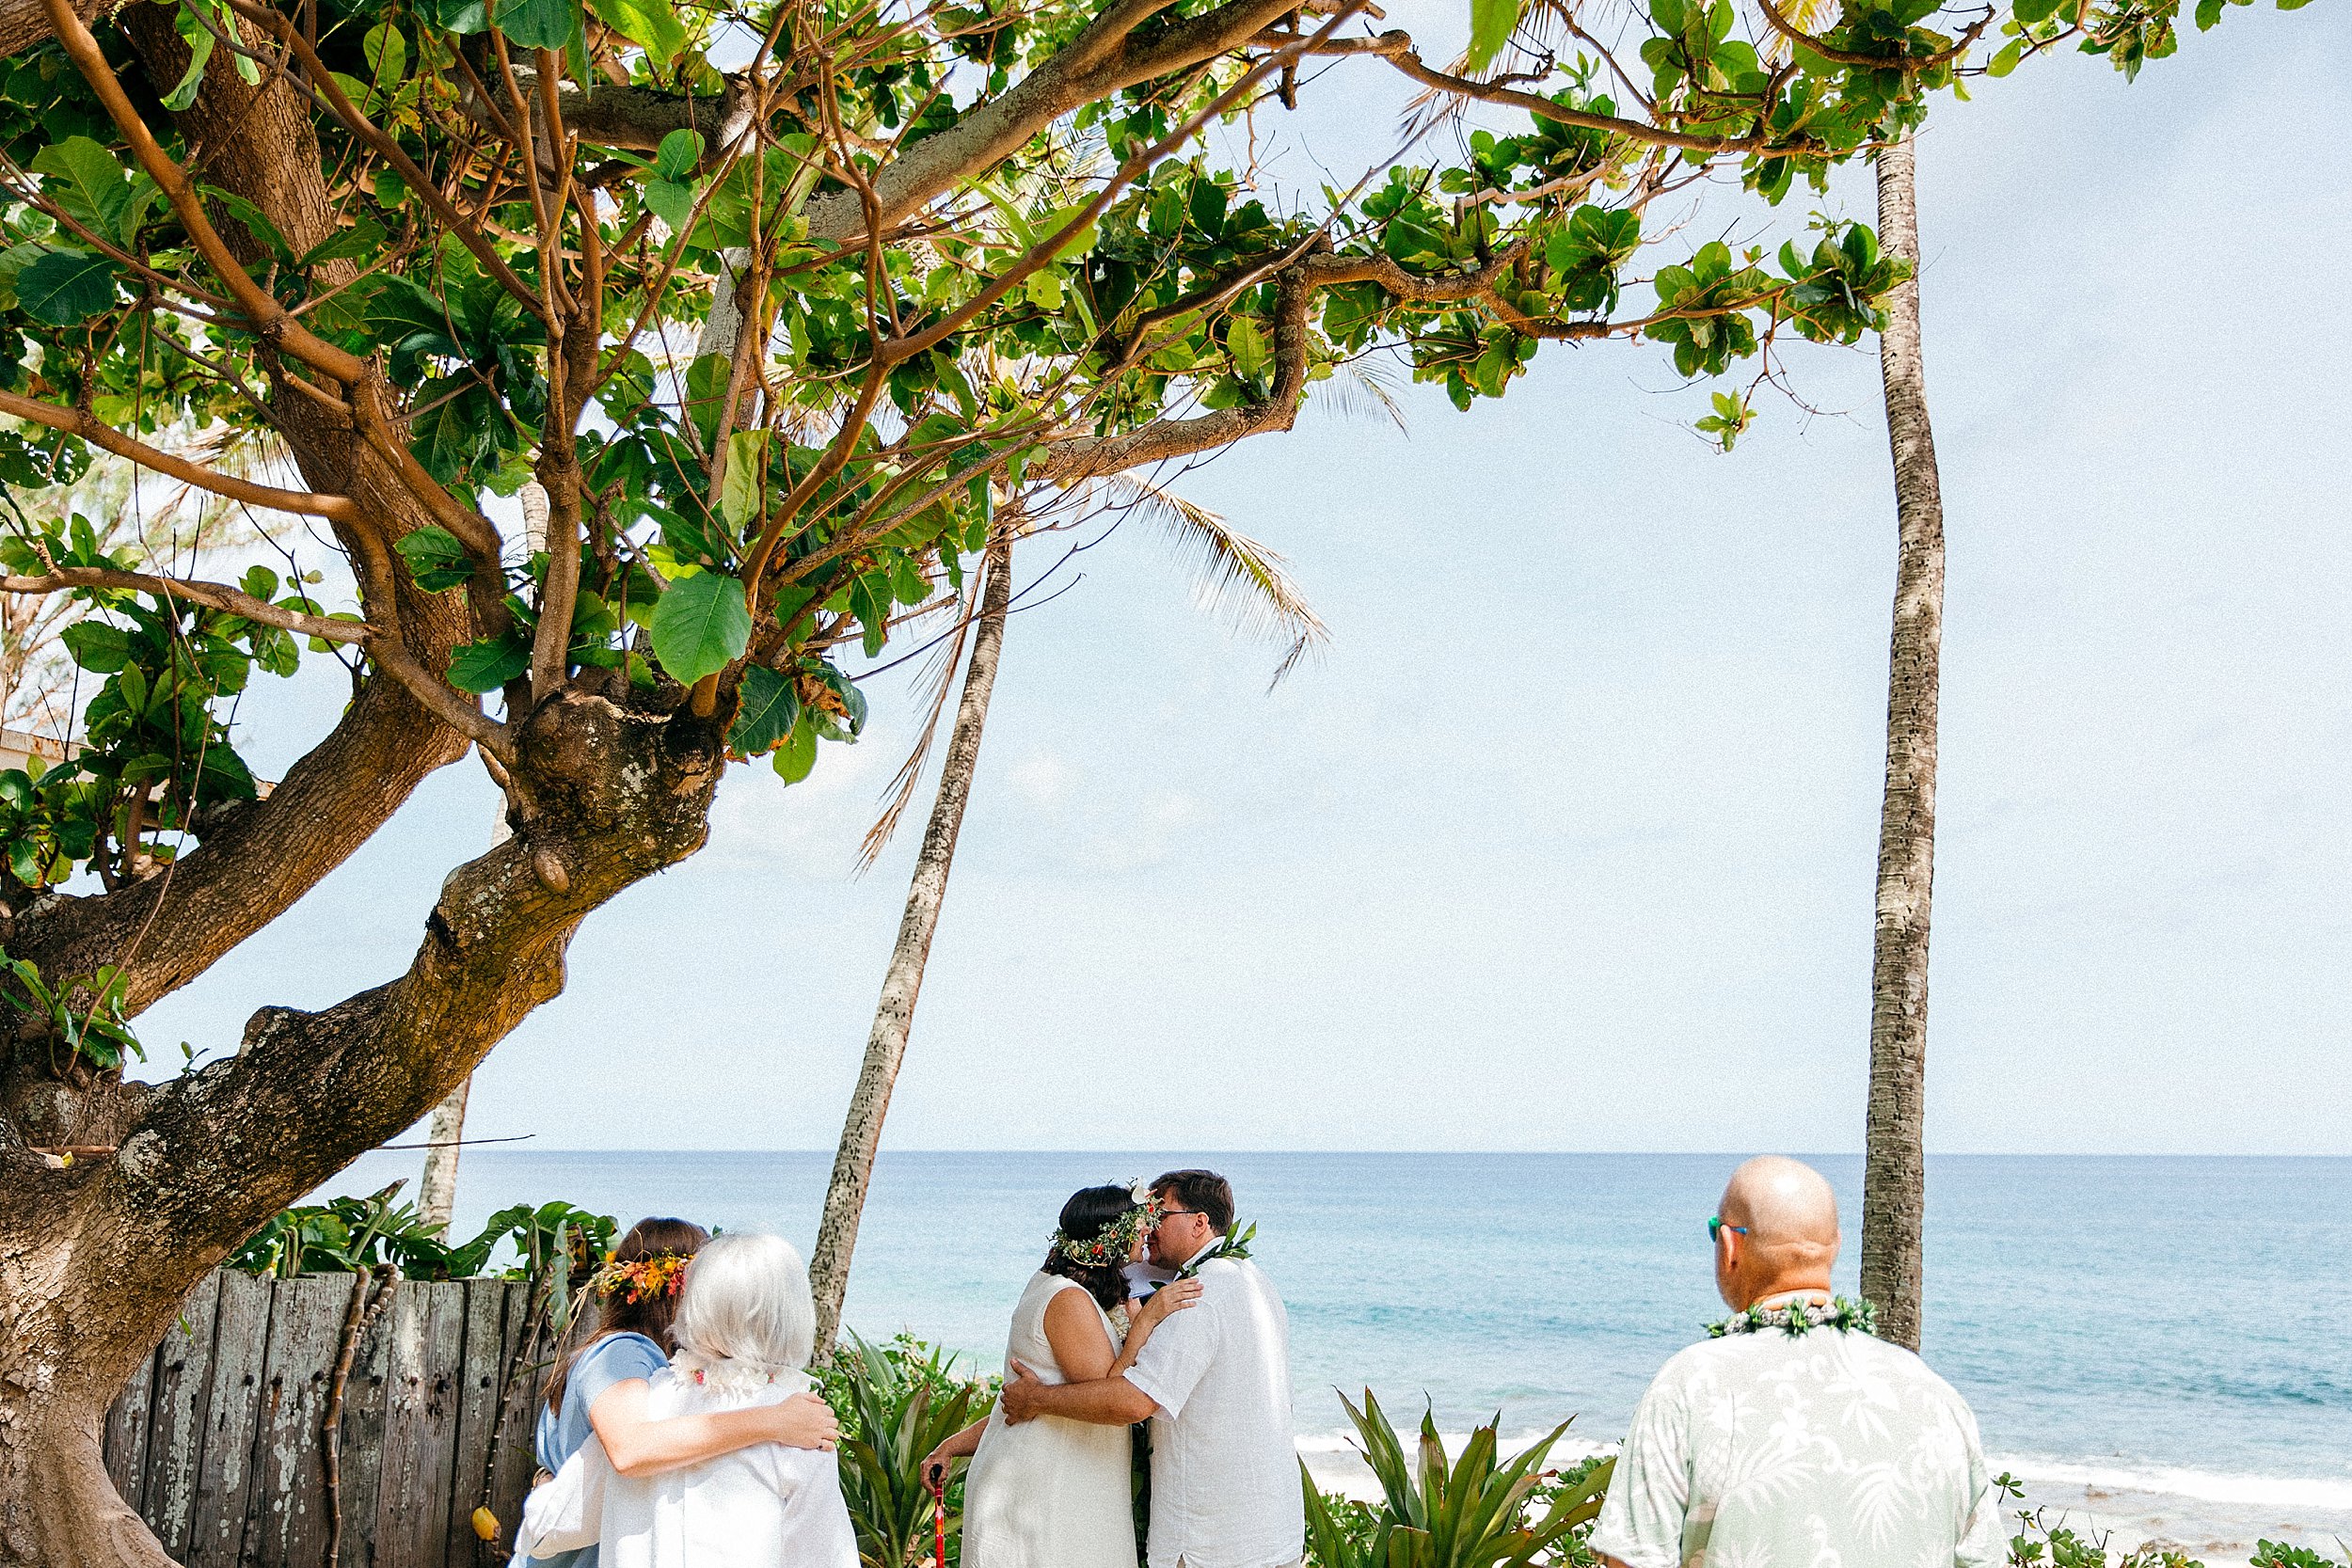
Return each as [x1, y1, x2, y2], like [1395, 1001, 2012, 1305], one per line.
[526, 1331, 670, 1568]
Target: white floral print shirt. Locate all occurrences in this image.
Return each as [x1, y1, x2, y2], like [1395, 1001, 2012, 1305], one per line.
[1588, 1325, 2004, 1568]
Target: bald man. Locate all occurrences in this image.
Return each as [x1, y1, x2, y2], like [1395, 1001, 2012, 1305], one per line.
[1587, 1157, 2003, 1568]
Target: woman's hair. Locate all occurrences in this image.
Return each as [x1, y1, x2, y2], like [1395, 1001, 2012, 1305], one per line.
[1041, 1184, 1138, 1313]
[543, 1215, 709, 1415]
[672, 1231, 817, 1372]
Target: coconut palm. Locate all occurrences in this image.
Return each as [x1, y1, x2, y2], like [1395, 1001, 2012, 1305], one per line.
[1859, 131, 1943, 1353]
[808, 479, 1328, 1351]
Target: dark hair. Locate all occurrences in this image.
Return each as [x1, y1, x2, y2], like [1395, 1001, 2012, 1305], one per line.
[1153, 1170, 1233, 1233]
[543, 1215, 710, 1415]
[1041, 1185, 1136, 1313]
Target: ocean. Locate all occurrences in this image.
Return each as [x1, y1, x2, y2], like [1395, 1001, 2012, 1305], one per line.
[316, 1149, 2351, 1514]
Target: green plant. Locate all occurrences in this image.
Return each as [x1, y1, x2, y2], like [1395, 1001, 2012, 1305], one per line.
[1996, 1475, 2213, 1568]
[2251, 1544, 2352, 1568]
[1304, 1390, 1612, 1568]
[0, 948, 138, 1074]
[821, 1333, 992, 1568]
[225, 1187, 615, 1319]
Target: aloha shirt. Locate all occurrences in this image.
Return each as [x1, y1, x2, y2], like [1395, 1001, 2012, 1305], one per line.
[1588, 1323, 2004, 1568]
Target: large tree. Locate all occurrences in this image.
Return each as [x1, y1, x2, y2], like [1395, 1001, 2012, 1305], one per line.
[0, 0, 1981, 1552]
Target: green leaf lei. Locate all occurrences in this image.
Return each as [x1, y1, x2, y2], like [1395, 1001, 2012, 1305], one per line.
[1176, 1221, 1256, 1278]
[1704, 1294, 1879, 1339]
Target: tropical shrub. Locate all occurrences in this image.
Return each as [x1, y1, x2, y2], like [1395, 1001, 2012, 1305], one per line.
[227, 1183, 615, 1295]
[822, 1332, 993, 1568]
[1302, 1390, 1611, 1568]
[1996, 1472, 2348, 1568]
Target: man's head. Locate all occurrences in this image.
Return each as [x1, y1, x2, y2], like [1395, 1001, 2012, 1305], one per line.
[1711, 1156, 1840, 1311]
[1148, 1169, 1233, 1267]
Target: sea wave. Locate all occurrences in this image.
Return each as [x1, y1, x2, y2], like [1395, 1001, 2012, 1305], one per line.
[1990, 1454, 2352, 1513]
[1296, 1434, 2352, 1514]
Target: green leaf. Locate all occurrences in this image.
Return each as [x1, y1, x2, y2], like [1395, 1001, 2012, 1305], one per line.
[496, 0, 574, 50]
[653, 128, 706, 182]
[162, 16, 215, 111]
[1987, 37, 2023, 72]
[590, 0, 688, 62]
[649, 571, 750, 684]
[771, 719, 817, 784]
[447, 635, 531, 693]
[393, 524, 473, 592]
[644, 178, 697, 232]
[431, 0, 489, 33]
[61, 619, 131, 673]
[719, 431, 767, 531]
[363, 21, 407, 84]
[17, 251, 118, 325]
[727, 664, 801, 755]
[1228, 316, 1269, 379]
[31, 137, 134, 243]
[1467, 0, 1522, 69]
[683, 353, 730, 450]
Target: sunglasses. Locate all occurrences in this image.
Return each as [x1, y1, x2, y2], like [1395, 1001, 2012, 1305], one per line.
[1707, 1216, 1749, 1243]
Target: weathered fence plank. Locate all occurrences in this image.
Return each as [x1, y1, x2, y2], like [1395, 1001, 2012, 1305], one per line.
[142, 1272, 225, 1558]
[444, 1280, 506, 1562]
[246, 1275, 353, 1568]
[104, 1270, 565, 1567]
[101, 1322, 156, 1510]
[185, 1269, 275, 1566]
[375, 1278, 469, 1568]
[332, 1277, 399, 1568]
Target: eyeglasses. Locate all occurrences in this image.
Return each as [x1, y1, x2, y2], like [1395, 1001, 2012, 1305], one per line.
[1708, 1216, 1749, 1243]
[1159, 1209, 1208, 1219]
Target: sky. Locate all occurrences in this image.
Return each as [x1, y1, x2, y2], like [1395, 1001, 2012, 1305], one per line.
[128, 4, 2352, 1155]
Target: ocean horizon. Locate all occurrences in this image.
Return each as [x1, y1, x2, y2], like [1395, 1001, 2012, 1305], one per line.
[314, 1148, 2352, 1517]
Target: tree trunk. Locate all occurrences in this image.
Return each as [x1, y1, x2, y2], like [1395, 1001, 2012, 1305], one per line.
[809, 537, 1013, 1353]
[1859, 132, 1945, 1355]
[417, 1076, 470, 1236]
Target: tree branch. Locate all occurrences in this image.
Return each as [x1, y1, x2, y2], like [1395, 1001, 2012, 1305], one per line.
[0, 390, 359, 522]
[0, 569, 371, 642]
[35, 0, 368, 385]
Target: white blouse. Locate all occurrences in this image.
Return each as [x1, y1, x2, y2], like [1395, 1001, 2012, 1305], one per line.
[517, 1358, 859, 1568]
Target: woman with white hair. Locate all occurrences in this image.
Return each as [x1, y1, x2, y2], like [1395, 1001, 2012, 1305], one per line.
[518, 1232, 859, 1568]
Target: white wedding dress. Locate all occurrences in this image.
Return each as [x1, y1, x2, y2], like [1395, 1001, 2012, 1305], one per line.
[961, 1272, 1137, 1568]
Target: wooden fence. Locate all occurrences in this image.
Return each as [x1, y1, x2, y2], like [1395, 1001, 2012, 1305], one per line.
[101, 1269, 578, 1568]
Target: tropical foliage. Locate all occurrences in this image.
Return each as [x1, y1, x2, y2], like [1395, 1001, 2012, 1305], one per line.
[819, 1332, 994, 1568]
[226, 1181, 616, 1297]
[1302, 1389, 1611, 1568]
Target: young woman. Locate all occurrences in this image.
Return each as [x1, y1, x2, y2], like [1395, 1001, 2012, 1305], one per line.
[528, 1218, 837, 1568]
[518, 1231, 859, 1568]
[922, 1184, 1202, 1568]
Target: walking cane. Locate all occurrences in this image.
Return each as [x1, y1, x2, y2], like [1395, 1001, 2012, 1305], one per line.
[926, 1464, 948, 1568]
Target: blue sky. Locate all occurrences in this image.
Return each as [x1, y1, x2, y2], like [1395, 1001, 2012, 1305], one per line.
[133, 5, 2352, 1155]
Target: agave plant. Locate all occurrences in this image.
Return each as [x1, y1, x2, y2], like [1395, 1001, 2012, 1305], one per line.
[824, 1333, 991, 1568]
[1304, 1389, 1613, 1568]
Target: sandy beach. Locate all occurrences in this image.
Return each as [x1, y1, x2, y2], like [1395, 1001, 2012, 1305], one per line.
[1299, 1439, 2352, 1568]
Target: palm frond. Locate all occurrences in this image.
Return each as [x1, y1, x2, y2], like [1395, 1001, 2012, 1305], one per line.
[1312, 357, 1409, 433]
[1096, 472, 1329, 659]
[855, 564, 984, 876]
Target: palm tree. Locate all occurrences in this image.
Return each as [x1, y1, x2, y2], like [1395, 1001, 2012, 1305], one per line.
[807, 481, 1328, 1350]
[1858, 131, 1944, 1354]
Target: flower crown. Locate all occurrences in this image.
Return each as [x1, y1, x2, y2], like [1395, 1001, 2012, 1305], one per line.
[1049, 1180, 1163, 1270]
[589, 1250, 691, 1305]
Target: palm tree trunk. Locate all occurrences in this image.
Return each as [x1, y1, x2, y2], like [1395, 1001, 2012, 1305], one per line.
[1860, 132, 1945, 1354]
[809, 536, 1014, 1353]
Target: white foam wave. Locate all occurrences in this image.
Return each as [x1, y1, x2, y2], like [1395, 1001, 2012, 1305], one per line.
[1991, 1454, 2352, 1513]
[1296, 1433, 2352, 1514]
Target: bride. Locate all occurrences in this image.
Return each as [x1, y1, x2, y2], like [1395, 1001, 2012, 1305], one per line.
[924, 1183, 1201, 1568]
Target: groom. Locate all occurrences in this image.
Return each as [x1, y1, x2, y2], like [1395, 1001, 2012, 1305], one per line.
[1000, 1169, 1302, 1568]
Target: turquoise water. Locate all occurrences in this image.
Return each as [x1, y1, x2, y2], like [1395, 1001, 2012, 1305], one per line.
[318, 1150, 2350, 1499]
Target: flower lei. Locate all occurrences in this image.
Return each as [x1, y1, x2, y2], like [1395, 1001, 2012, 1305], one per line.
[1049, 1180, 1164, 1269]
[1705, 1294, 1878, 1339]
[589, 1250, 691, 1305]
[1176, 1220, 1255, 1278]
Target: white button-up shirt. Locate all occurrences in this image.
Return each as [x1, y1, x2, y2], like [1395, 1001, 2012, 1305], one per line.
[1589, 1323, 2004, 1568]
[1120, 1246, 1303, 1568]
